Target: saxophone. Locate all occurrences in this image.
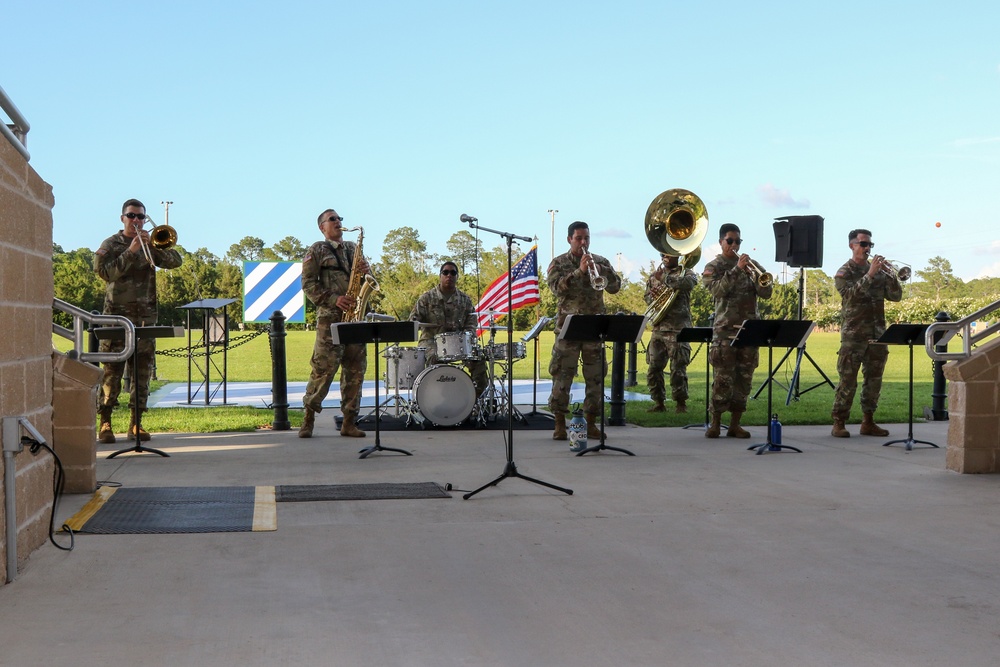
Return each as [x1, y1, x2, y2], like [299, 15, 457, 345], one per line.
[341, 226, 380, 323]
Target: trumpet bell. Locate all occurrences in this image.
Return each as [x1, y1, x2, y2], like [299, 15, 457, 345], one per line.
[645, 188, 709, 257]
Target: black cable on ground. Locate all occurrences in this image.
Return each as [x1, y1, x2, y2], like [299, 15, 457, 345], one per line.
[24, 437, 74, 552]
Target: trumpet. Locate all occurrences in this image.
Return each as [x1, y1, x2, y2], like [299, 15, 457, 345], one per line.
[875, 257, 911, 282]
[134, 216, 177, 267]
[584, 250, 607, 291]
[743, 256, 774, 288]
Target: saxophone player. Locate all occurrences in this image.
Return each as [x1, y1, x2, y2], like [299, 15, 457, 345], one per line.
[299, 208, 371, 439]
[643, 254, 697, 413]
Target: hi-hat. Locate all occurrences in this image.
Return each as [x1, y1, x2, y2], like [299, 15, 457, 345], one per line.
[482, 325, 508, 331]
[471, 309, 505, 316]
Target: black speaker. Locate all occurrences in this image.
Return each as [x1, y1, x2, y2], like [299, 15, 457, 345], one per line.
[773, 215, 824, 268]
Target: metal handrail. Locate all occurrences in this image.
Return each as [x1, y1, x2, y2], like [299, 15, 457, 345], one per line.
[925, 298, 1000, 361]
[53, 298, 136, 363]
[0, 83, 30, 161]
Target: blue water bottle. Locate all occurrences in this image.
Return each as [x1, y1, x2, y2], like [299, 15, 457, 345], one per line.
[770, 414, 782, 445]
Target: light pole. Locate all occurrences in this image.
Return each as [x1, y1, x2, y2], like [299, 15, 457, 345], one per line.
[161, 200, 173, 225]
[547, 209, 559, 261]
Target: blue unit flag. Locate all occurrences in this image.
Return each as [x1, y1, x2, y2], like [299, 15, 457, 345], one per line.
[243, 261, 305, 323]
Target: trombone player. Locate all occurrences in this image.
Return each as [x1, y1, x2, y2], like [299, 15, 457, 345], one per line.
[94, 198, 183, 444]
[830, 229, 903, 438]
[701, 223, 773, 438]
[643, 253, 698, 413]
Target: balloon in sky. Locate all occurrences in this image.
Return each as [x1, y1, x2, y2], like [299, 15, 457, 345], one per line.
[935, 221, 942, 228]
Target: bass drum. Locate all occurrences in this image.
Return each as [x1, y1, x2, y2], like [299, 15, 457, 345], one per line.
[412, 364, 476, 426]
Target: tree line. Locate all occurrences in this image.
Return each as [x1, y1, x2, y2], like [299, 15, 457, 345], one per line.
[54, 229, 1000, 331]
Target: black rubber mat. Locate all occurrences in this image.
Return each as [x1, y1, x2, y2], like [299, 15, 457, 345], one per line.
[275, 482, 451, 502]
[68, 486, 270, 534]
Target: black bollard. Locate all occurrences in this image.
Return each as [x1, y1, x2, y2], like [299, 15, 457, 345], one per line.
[609, 339, 627, 426]
[930, 310, 950, 421]
[626, 340, 638, 388]
[269, 310, 291, 431]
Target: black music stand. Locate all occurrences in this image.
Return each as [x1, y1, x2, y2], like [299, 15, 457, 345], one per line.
[332, 320, 418, 459]
[559, 313, 648, 456]
[875, 323, 938, 451]
[732, 319, 813, 455]
[677, 327, 718, 431]
[521, 316, 553, 419]
[96, 325, 182, 459]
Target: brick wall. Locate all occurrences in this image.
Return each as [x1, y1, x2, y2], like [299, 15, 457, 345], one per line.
[0, 137, 56, 582]
[943, 336, 1000, 473]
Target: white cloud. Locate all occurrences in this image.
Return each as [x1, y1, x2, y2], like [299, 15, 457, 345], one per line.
[757, 184, 810, 209]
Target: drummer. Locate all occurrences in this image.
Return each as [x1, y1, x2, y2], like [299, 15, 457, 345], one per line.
[409, 261, 489, 399]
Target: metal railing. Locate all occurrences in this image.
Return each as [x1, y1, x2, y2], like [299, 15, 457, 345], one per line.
[0, 83, 30, 161]
[925, 298, 1000, 361]
[53, 298, 136, 363]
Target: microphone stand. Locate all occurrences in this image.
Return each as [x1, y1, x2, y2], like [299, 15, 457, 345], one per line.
[461, 218, 572, 499]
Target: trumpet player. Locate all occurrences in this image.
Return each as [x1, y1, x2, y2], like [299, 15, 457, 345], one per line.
[547, 221, 621, 441]
[299, 208, 370, 439]
[644, 254, 697, 413]
[830, 229, 902, 438]
[94, 199, 183, 444]
[701, 223, 773, 439]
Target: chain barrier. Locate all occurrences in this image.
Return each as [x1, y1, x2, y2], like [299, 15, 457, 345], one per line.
[155, 328, 268, 359]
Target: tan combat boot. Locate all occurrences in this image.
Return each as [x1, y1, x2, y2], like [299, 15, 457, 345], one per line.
[831, 418, 850, 438]
[552, 413, 567, 441]
[726, 411, 751, 439]
[646, 401, 666, 413]
[98, 406, 116, 444]
[340, 416, 366, 438]
[585, 413, 603, 440]
[298, 408, 315, 438]
[859, 412, 889, 437]
[705, 412, 722, 439]
[128, 417, 151, 442]
[675, 400, 687, 414]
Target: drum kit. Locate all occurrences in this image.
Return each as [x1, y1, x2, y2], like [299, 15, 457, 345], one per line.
[376, 310, 527, 428]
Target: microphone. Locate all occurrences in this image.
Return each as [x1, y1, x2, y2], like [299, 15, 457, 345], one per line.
[460, 213, 478, 223]
[365, 313, 396, 322]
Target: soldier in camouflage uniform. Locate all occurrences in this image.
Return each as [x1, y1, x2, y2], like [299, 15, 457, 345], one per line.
[830, 229, 902, 438]
[547, 221, 622, 440]
[94, 199, 183, 444]
[644, 254, 697, 413]
[409, 261, 489, 399]
[701, 223, 773, 438]
[299, 208, 370, 439]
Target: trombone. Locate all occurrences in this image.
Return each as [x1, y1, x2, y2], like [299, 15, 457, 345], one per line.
[134, 215, 177, 267]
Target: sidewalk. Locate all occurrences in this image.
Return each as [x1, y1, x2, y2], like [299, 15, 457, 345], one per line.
[3, 417, 999, 666]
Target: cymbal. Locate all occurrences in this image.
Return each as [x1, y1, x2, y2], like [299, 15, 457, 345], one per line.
[471, 309, 505, 316]
[482, 325, 508, 331]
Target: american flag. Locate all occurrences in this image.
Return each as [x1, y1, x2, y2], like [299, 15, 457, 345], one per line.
[475, 246, 540, 331]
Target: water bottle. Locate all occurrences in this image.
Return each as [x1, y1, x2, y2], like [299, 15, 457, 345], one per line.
[770, 413, 782, 445]
[568, 407, 588, 452]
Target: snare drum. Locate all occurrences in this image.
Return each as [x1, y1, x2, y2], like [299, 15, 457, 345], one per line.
[412, 365, 476, 426]
[485, 341, 527, 362]
[383, 346, 427, 390]
[435, 331, 478, 362]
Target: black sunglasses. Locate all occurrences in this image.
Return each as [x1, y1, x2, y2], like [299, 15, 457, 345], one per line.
[324, 216, 344, 223]
[441, 270, 458, 276]
[723, 238, 742, 245]
[123, 212, 146, 220]
[855, 241, 874, 248]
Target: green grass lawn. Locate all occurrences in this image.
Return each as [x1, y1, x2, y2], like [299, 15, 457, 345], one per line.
[57, 329, 952, 433]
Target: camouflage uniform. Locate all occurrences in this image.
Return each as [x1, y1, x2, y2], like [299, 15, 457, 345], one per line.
[546, 251, 622, 416]
[409, 287, 489, 397]
[95, 231, 183, 412]
[300, 239, 368, 421]
[701, 254, 772, 414]
[831, 260, 902, 420]
[644, 268, 697, 405]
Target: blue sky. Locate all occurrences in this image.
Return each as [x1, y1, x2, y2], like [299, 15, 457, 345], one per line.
[5, 1, 999, 283]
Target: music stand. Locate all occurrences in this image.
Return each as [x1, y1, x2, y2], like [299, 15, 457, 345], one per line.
[332, 320, 419, 459]
[95, 325, 183, 459]
[676, 327, 715, 431]
[875, 323, 938, 451]
[521, 316, 553, 419]
[559, 314, 648, 456]
[732, 319, 813, 455]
